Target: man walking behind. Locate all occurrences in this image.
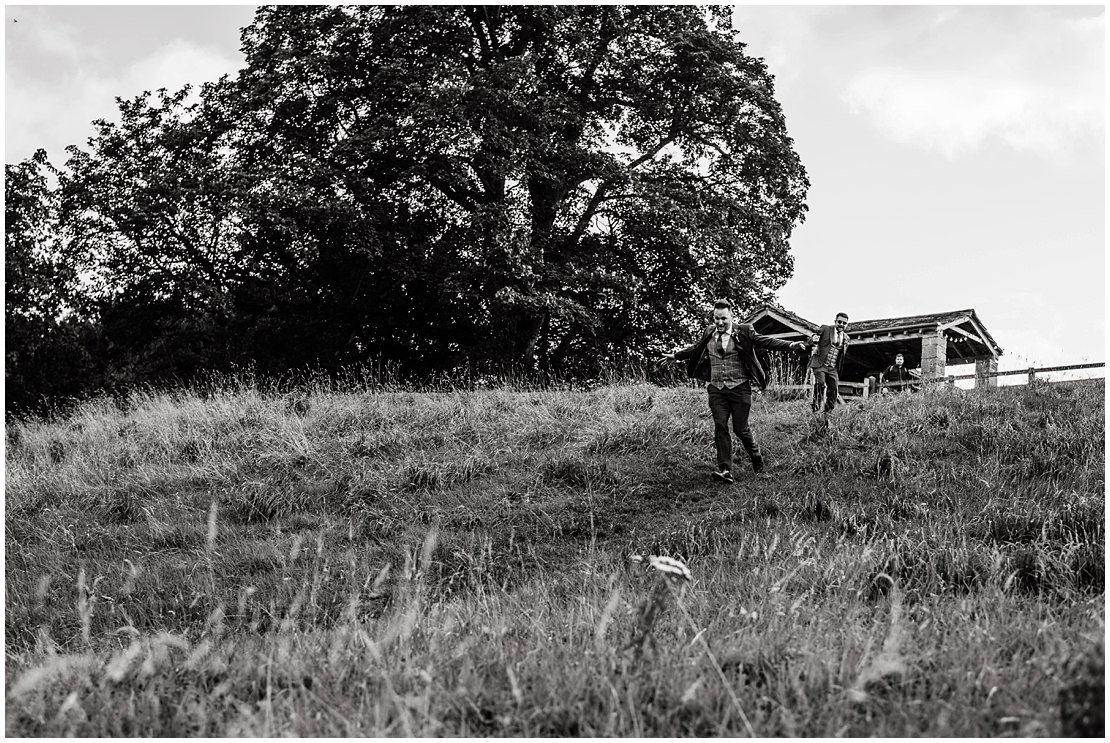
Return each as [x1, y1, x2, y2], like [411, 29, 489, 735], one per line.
[880, 352, 916, 393]
[809, 312, 850, 414]
[662, 299, 806, 484]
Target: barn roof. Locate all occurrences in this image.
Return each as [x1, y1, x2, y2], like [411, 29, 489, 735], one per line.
[743, 305, 1003, 365]
[745, 305, 819, 335]
[839, 306, 972, 330]
[845, 309, 972, 333]
[846, 309, 1002, 356]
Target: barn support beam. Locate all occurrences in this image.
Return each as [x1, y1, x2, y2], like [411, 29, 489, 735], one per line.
[847, 331, 931, 346]
[921, 332, 947, 379]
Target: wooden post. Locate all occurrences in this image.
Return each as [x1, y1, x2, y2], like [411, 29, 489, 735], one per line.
[1027, 367, 1036, 385]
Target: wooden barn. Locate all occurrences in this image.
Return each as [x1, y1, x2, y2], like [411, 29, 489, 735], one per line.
[745, 305, 1004, 389]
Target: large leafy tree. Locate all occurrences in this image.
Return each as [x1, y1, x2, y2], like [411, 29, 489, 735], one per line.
[6, 153, 68, 327]
[227, 4, 808, 375]
[54, 82, 355, 380]
[23, 4, 808, 396]
[52, 87, 251, 385]
[4, 152, 93, 414]
[58, 87, 249, 308]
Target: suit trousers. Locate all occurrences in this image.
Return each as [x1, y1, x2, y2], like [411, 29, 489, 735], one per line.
[812, 368, 839, 412]
[707, 383, 760, 471]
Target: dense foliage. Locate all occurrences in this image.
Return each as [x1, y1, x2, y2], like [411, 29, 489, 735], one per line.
[4, 153, 101, 415]
[6, 5, 808, 415]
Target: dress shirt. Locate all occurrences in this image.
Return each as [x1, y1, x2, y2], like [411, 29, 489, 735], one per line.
[716, 325, 733, 352]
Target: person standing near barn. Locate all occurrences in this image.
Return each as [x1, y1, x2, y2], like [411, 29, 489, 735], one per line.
[660, 299, 807, 484]
[808, 312, 850, 413]
[880, 352, 916, 392]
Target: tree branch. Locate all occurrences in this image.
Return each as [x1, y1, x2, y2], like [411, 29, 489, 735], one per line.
[426, 166, 483, 212]
[466, 8, 494, 65]
[568, 132, 676, 245]
[574, 12, 618, 100]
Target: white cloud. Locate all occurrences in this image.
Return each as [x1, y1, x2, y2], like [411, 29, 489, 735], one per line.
[14, 7, 92, 65]
[731, 6, 841, 82]
[733, 6, 1104, 160]
[6, 38, 241, 163]
[844, 70, 1099, 158]
[841, 9, 1104, 159]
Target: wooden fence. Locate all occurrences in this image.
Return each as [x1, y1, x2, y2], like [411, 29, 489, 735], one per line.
[772, 362, 1105, 399]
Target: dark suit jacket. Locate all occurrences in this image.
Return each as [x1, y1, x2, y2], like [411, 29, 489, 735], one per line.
[675, 323, 798, 392]
[808, 324, 850, 373]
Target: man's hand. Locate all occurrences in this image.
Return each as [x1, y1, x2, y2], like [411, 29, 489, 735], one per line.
[790, 341, 806, 351]
[658, 350, 677, 363]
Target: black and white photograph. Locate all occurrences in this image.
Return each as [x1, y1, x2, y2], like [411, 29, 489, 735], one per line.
[5, 3, 1104, 736]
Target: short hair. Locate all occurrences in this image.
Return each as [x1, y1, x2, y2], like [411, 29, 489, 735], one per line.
[895, 352, 904, 358]
[713, 299, 733, 312]
[836, 312, 849, 320]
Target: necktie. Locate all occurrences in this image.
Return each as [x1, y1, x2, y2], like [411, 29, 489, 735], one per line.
[717, 332, 726, 355]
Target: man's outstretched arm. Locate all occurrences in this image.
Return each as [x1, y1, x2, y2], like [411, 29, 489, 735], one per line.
[661, 331, 710, 362]
[751, 330, 807, 353]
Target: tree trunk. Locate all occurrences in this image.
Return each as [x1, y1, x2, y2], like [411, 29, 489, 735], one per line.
[529, 173, 561, 263]
[504, 168, 563, 371]
[538, 311, 552, 379]
[512, 310, 545, 371]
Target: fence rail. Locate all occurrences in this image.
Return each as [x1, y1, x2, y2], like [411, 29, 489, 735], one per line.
[771, 362, 1104, 398]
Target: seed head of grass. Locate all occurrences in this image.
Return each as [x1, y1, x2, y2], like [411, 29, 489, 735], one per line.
[630, 554, 692, 582]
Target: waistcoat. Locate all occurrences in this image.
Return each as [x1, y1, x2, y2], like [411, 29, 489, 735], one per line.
[709, 333, 749, 389]
[823, 332, 846, 369]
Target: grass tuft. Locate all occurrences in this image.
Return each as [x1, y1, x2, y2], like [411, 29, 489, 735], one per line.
[98, 485, 148, 525]
[1058, 640, 1105, 737]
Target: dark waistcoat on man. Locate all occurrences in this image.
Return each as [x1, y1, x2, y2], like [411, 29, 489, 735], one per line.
[708, 331, 750, 389]
[809, 324, 849, 372]
[680, 323, 781, 392]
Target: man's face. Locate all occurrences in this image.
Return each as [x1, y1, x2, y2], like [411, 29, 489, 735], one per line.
[895, 354, 904, 367]
[713, 309, 732, 332]
[835, 315, 848, 332]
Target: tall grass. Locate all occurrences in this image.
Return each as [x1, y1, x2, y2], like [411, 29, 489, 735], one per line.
[5, 376, 1104, 736]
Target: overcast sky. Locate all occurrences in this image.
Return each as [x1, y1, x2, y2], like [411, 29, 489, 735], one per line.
[4, 4, 1105, 379]
[730, 4, 1105, 381]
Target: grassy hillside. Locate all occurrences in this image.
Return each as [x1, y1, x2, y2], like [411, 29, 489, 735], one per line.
[5, 376, 1104, 736]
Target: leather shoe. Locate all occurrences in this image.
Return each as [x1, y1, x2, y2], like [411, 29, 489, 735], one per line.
[712, 469, 735, 484]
